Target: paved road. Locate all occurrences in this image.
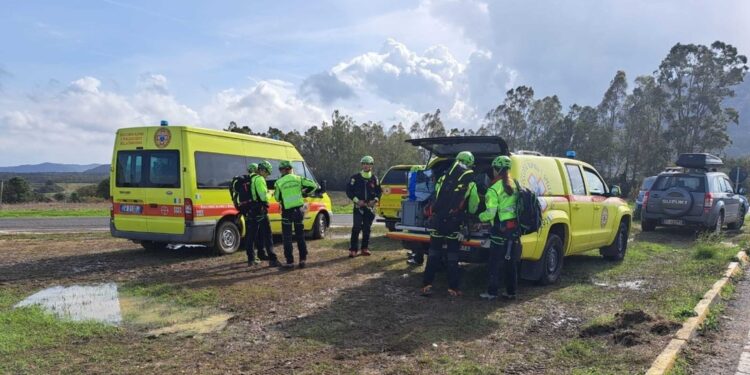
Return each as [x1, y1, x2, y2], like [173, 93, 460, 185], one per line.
[0, 214, 365, 233]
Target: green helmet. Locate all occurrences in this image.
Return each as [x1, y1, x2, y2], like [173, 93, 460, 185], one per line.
[492, 155, 512, 170]
[279, 160, 293, 170]
[258, 160, 272, 173]
[456, 151, 475, 167]
[360, 155, 374, 164]
[247, 163, 258, 173]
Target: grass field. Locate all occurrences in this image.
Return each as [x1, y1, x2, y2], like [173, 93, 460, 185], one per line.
[0, 202, 109, 218]
[0, 223, 747, 374]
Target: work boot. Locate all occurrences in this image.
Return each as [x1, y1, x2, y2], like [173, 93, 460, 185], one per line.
[258, 253, 269, 261]
[447, 289, 463, 297]
[349, 250, 357, 258]
[281, 263, 295, 270]
[420, 285, 433, 297]
[298, 261, 306, 269]
[406, 258, 423, 266]
[360, 248, 371, 256]
[268, 260, 281, 268]
[479, 292, 497, 301]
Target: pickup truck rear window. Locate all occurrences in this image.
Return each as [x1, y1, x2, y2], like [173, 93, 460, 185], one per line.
[653, 175, 705, 192]
[382, 168, 409, 185]
[116, 150, 180, 188]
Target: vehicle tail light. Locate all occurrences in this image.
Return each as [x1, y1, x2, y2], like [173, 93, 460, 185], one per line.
[109, 197, 114, 219]
[642, 191, 650, 209]
[184, 198, 194, 222]
[703, 192, 713, 213]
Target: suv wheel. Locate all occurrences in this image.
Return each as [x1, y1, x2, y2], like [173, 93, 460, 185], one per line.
[713, 212, 724, 234]
[641, 218, 656, 232]
[213, 220, 240, 255]
[537, 233, 564, 285]
[728, 207, 746, 230]
[600, 221, 629, 261]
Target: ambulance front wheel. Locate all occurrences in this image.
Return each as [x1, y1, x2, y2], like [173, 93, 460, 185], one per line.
[312, 213, 328, 239]
[214, 220, 241, 255]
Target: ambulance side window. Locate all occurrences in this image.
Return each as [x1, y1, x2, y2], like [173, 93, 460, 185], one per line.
[565, 164, 586, 196]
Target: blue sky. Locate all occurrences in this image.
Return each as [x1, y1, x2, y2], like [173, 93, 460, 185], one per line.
[1, 0, 748, 165]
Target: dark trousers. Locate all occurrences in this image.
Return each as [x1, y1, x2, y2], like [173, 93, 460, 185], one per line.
[350, 206, 375, 251]
[487, 235, 521, 296]
[246, 212, 277, 263]
[422, 231, 461, 290]
[281, 207, 307, 264]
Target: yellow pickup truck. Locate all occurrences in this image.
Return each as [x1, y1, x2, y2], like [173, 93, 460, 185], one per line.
[386, 136, 632, 284]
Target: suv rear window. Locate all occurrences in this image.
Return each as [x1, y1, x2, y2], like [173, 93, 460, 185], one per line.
[116, 150, 180, 188]
[640, 176, 656, 191]
[653, 175, 705, 192]
[382, 168, 409, 185]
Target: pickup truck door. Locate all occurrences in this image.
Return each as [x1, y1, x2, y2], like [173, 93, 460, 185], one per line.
[564, 164, 595, 252]
[583, 167, 615, 246]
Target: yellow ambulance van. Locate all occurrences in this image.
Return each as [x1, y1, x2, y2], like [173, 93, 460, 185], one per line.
[377, 164, 417, 231]
[109, 123, 332, 254]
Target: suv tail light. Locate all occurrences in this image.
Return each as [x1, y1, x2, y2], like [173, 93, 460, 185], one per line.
[184, 198, 194, 222]
[642, 191, 650, 209]
[703, 192, 713, 213]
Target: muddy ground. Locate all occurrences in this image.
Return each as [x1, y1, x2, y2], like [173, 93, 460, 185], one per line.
[0, 227, 745, 374]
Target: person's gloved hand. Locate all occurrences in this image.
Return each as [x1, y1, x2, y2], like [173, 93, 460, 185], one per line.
[357, 200, 367, 208]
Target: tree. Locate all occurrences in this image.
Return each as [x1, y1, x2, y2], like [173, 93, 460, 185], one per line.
[3, 177, 32, 203]
[597, 71, 628, 179]
[35, 180, 64, 194]
[658, 41, 748, 155]
[96, 178, 110, 199]
[528, 95, 563, 154]
[481, 86, 535, 150]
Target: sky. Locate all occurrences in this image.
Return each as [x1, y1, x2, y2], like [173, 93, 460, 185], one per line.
[1, 0, 748, 166]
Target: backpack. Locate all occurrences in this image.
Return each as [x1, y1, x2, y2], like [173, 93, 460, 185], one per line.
[432, 164, 473, 221]
[513, 180, 543, 235]
[230, 175, 253, 206]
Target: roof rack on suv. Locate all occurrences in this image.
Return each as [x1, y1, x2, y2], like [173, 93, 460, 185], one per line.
[675, 153, 723, 169]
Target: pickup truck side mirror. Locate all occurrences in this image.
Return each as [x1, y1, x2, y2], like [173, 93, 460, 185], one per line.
[610, 185, 622, 197]
[740, 187, 747, 195]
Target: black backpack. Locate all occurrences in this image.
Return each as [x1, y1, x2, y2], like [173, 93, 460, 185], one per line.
[230, 175, 253, 205]
[513, 180, 543, 235]
[432, 164, 473, 220]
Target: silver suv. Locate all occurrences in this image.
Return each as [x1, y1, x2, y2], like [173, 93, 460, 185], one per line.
[642, 154, 747, 232]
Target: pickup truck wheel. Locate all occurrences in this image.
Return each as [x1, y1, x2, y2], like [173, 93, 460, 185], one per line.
[537, 233, 564, 285]
[213, 220, 240, 255]
[728, 207, 745, 230]
[600, 221, 629, 261]
[641, 218, 656, 232]
[312, 213, 328, 239]
[141, 241, 168, 251]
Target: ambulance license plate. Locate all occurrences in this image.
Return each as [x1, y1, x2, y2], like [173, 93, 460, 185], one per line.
[120, 204, 143, 214]
[662, 219, 684, 226]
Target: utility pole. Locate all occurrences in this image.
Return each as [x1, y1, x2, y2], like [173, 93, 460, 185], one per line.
[0, 180, 4, 209]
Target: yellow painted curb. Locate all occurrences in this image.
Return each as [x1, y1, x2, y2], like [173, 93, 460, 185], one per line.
[646, 250, 747, 375]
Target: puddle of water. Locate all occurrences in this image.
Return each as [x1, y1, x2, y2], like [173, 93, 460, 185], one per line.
[14, 283, 233, 337]
[14, 283, 122, 324]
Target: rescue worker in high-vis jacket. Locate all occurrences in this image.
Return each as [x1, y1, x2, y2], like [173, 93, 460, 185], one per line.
[421, 151, 480, 297]
[273, 160, 318, 269]
[346, 155, 382, 258]
[231, 163, 265, 266]
[246, 160, 280, 268]
[478, 155, 520, 300]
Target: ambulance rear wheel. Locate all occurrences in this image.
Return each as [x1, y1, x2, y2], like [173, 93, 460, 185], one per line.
[214, 220, 240, 255]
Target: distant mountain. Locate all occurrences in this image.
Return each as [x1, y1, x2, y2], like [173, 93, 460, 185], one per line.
[726, 79, 750, 157]
[82, 164, 110, 174]
[0, 163, 105, 173]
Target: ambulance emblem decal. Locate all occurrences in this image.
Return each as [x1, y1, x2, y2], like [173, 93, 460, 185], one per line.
[154, 128, 172, 148]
